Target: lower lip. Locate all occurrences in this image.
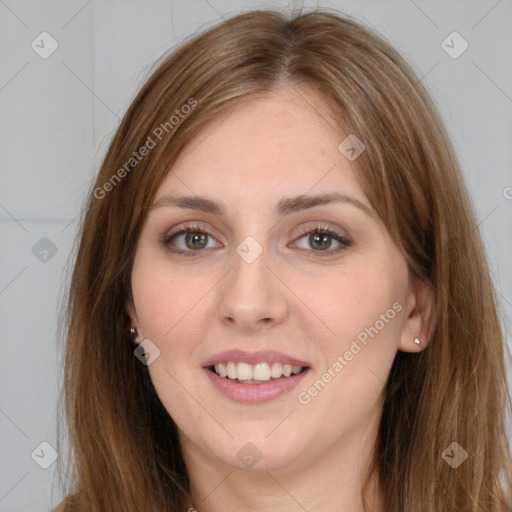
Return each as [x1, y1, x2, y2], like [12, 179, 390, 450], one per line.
[204, 367, 310, 403]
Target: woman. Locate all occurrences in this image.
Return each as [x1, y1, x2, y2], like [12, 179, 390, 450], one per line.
[51, 7, 512, 512]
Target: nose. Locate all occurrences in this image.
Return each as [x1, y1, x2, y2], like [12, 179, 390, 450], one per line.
[216, 242, 288, 333]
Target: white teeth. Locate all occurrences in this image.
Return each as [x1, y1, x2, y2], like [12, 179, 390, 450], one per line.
[215, 363, 227, 378]
[236, 362, 253, 380]
[270, 362, 283, 378]
[226, 361, 237, 379]
[253, 362, 271, 381]
[212, 361, 305, 381]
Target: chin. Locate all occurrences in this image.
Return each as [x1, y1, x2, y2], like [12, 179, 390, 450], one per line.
[205, 430, 307, 472]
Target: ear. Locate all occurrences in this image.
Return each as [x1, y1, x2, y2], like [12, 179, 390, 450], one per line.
[398, 276, 436, 353]
[126, 299, 143, 345]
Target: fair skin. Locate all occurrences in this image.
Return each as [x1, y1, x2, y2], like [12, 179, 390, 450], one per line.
[127, 85, 433, 512]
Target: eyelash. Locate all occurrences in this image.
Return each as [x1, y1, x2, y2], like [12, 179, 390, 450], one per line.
[160, 223, 352, 257]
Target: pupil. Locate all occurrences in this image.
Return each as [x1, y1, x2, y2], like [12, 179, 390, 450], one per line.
[186, 232, 207, 249]
[311, 233, 330, 250]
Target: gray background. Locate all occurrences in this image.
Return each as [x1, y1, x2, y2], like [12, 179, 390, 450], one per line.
[0, 0, 511, 510]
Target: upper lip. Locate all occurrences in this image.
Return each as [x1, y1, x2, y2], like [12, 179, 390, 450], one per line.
[202, 349, 311, 368]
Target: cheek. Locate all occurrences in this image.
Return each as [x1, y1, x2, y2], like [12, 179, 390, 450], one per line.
[131, 256, 213, 426]
[300, 261, 405, 398]
[299, 261, 403, 345]
[131, 254, 217, 405]
[131, 252, 209, 342]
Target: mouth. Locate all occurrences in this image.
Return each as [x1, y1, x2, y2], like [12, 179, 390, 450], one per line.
[202, 349, 311, 402]
[203, 360, 311, 403]
[207, 361, 309, 384]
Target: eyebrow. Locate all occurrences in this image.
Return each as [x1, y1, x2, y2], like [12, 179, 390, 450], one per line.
[149, 192, 374, 218]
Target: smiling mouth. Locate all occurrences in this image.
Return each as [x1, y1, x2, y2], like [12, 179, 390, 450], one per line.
[208, 361, 309, 384]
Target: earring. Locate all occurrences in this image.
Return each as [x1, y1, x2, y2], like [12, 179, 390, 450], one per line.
[414, 338, 421, 345]
[130, 327, 142, 345]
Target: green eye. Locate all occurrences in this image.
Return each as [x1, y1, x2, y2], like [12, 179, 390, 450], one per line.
[161, 224, 351, 257]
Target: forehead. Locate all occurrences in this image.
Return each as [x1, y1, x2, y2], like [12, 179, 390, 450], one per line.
[154, 86, 366, 206]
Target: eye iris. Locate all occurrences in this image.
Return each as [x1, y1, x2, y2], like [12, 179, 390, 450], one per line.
[185, 232, 207, 250]
[310, 233, 331, 250]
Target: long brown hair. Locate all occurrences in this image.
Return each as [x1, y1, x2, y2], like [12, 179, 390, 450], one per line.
[51, 7, 512, 511]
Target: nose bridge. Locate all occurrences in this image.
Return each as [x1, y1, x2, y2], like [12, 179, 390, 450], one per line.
[230, 235, 272, 301]
[216, 233, 287, 326]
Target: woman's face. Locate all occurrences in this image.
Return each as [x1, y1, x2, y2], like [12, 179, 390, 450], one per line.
[128, 85, 425, 474]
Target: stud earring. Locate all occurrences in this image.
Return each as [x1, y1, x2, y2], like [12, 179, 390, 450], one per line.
[130, 327, 142, 345]
[414, 338, 421, 345]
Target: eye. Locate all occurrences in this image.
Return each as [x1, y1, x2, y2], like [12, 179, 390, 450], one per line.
[161, 223, 222, 256]
[160, 222, 352, 257]
[292, 224, 352, 255]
